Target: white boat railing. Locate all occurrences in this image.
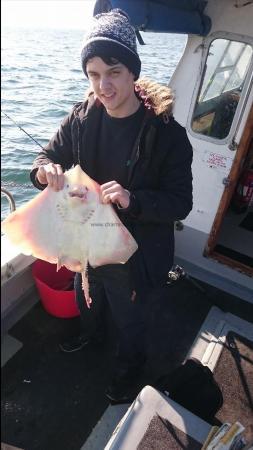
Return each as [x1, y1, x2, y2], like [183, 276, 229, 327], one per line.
[1, 187, 16, 213]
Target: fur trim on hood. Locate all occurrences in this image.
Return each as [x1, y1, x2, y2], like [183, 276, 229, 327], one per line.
[134, 78, 174, 116]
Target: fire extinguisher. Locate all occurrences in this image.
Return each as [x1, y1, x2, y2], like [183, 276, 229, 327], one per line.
[232, 168, 253, 213]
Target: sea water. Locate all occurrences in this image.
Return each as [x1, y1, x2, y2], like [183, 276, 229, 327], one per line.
[1, 27, 187, 220]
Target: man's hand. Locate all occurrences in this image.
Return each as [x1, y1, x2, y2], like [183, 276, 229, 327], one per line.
[36, 163, 65, 191]
[100, 181, 130, 209]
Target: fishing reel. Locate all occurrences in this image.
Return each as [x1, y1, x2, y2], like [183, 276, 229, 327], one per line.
[166, 265, 186, 285]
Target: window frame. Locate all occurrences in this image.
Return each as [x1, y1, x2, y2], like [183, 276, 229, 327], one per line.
[188, 31, 253, 145]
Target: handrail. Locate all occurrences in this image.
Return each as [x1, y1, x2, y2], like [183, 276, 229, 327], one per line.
[1, 187, 16, 213]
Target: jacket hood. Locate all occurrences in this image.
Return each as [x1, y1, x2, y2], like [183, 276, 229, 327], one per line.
[82, 77, 174, 119]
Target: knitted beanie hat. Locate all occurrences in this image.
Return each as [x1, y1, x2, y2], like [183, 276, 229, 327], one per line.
[81, 9, 141, 80]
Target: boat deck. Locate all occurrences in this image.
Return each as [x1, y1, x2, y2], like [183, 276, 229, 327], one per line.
[1, 276, 253, 450]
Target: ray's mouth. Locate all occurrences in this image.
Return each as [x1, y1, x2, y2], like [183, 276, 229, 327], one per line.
[69, 192, 86, 199]
[68, 186, 88, 200]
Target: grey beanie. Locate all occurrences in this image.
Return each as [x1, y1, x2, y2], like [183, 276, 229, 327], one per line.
[81, 9, 141, 80]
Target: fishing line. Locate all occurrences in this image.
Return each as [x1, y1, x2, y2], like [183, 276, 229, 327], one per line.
[1, 110, 46, 150]
[1, 110, 44, 189]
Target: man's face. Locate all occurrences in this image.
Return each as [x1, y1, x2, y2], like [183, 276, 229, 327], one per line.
[86, 56, 136, 118]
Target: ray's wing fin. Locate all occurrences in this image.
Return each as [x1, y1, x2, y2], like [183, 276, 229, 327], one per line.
[88, 202, 138, 267]
[2, 187, 60, 263]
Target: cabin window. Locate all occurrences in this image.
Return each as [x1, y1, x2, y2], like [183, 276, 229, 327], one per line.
[191, 38, 252, 140]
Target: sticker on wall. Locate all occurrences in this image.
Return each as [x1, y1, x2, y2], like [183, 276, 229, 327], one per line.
[202, 151, 233, 173]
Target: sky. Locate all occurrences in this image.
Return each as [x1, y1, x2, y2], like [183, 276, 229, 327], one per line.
[2, 0, 96, 30]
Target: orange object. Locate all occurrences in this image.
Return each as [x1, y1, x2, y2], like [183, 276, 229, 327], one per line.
[32, 259, 80, 318]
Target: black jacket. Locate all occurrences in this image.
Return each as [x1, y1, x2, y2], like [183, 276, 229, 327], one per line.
[31, 96, 193, 291]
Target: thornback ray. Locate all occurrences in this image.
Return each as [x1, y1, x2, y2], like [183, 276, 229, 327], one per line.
[2, 165, 138, 306]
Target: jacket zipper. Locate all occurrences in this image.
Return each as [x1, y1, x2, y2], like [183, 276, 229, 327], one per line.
[74, 116, 86, 167]
[127, 115, 149, 186]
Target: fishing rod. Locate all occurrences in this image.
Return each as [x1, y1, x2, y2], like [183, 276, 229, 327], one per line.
[1, 110, 45, 150]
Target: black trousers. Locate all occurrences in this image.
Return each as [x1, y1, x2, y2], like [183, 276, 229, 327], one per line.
[74, 264, 146, 371]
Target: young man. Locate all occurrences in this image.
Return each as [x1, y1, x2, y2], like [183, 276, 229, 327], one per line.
[30, 9, 193, 402]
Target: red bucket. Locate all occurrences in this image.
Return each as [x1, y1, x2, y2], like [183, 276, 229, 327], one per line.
[32, 259, 80, 318]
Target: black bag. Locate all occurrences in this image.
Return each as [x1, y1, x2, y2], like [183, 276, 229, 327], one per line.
[155, 358, 223, 424]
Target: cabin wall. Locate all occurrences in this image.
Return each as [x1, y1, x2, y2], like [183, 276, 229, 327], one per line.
[170, 0, 253, 234]
[169, 0, 253, 302]
[205, 0, 253, 37]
